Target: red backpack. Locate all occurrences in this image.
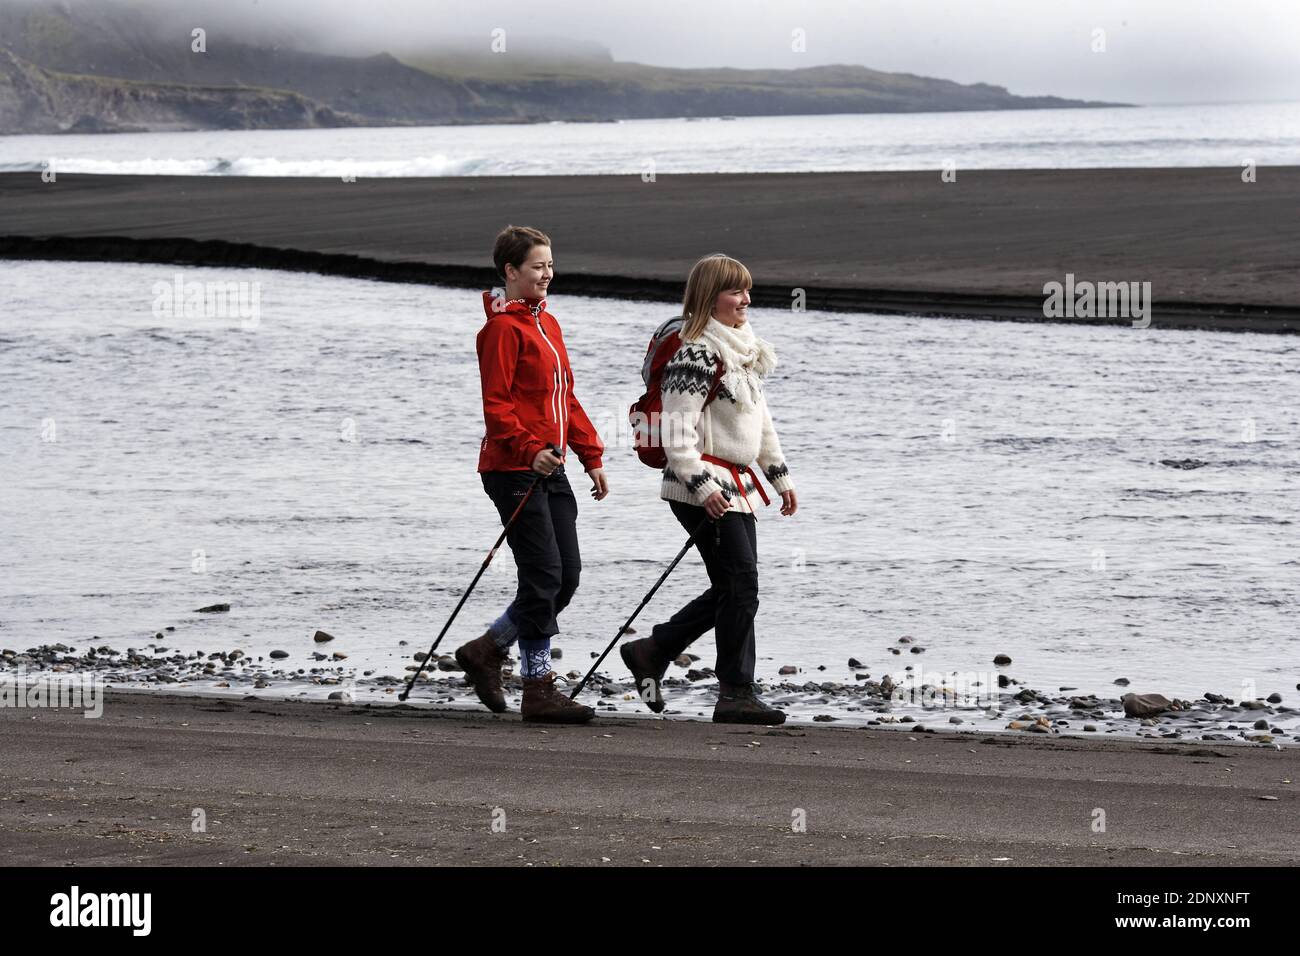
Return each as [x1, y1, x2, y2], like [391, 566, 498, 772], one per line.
[629, 317, 724, 468]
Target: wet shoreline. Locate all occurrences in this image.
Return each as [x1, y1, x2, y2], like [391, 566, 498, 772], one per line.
[5, 639, 1294, 746]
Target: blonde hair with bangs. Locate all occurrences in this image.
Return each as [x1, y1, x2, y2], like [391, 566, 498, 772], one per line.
[680, 253, 752, 341]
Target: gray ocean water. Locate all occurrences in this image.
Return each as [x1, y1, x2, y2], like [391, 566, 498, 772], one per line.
[1, 259, 1297, 709]
[3, 102, 1299, 176]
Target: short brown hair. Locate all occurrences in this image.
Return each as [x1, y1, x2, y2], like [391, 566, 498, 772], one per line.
[493, 225, 552, 281]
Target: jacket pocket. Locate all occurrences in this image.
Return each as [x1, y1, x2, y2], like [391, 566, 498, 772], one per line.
[513, 342, 558, 398]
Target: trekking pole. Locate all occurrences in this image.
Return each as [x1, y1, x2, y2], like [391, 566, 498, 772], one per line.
[570, 493, 729, 701]
[398, 443, 561, 702]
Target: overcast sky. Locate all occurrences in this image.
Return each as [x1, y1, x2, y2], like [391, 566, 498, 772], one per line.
[104, 0, 1300, 103]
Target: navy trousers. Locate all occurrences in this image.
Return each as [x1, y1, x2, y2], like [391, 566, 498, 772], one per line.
[480, 466, 581, 643]
[649, 500, 759, 686]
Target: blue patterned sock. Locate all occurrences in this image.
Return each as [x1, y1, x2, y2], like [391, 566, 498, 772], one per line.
[518, 638, 552, 679]
[488, 609, 519, 649]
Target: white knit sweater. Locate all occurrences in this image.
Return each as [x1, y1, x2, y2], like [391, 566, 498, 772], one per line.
[659, 318, 795, 515]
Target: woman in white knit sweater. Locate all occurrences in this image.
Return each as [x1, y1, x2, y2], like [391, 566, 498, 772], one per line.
[622, 253, 798, 724]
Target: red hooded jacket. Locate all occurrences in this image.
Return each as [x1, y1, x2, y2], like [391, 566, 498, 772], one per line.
[476, 290, 605, 473]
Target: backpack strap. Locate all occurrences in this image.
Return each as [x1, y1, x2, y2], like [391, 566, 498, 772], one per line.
[642, 316, 686, 387]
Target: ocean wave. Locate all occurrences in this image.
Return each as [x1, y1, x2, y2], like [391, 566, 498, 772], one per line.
[0, 154, 486, 178]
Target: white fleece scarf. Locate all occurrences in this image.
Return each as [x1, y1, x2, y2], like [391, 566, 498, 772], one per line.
[698, 316, 778, 411]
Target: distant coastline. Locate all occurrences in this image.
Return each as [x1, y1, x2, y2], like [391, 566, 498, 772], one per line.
[0, 0, 1127, 136]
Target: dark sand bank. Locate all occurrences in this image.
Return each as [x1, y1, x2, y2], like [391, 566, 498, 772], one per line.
[1, 691, 1295, 866]
[2, 168, 1298, 331]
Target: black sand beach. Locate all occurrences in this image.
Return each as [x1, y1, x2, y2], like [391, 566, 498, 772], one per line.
[3, 168, 1298, 331]
[1, 691, 1296, 866]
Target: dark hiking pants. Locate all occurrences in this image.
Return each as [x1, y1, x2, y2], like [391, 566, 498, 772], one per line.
[649, 500, 759, 686]
[481, 466, 581, 645]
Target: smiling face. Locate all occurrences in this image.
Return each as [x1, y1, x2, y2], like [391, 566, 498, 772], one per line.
[504, 244, 553, 301]
[711, 285, 752, 327]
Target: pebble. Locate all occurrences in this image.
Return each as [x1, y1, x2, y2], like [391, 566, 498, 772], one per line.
[551, 648, 563, 659]
[848, 657, 863, 668]
[269, 650, 289, 659]
[1267, 692, 1282, 703]
[778, 665, 798, 675]
[1122, 692, 1172, 718]
[993, 654, 1012, 666]
[1254, 719, 1270, 730]
[195, 603, 230, 613]
[313, 630, 334, 643]
[673, 654, 692, 667]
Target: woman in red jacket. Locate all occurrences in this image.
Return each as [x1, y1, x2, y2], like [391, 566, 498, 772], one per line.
[454, 225, 608, 723]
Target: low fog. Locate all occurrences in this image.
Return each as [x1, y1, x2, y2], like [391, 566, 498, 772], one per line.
[10, 0, 1299, 103]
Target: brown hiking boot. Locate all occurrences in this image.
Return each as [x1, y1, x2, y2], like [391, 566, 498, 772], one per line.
[522, 671, 595, 723]
[713, 682, 786, 725]
[620, 636, 671, 713]
[454, 631, 508, 713]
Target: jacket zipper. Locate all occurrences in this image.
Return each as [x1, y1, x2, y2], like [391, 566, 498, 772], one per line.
[535, 316, 566, 450]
